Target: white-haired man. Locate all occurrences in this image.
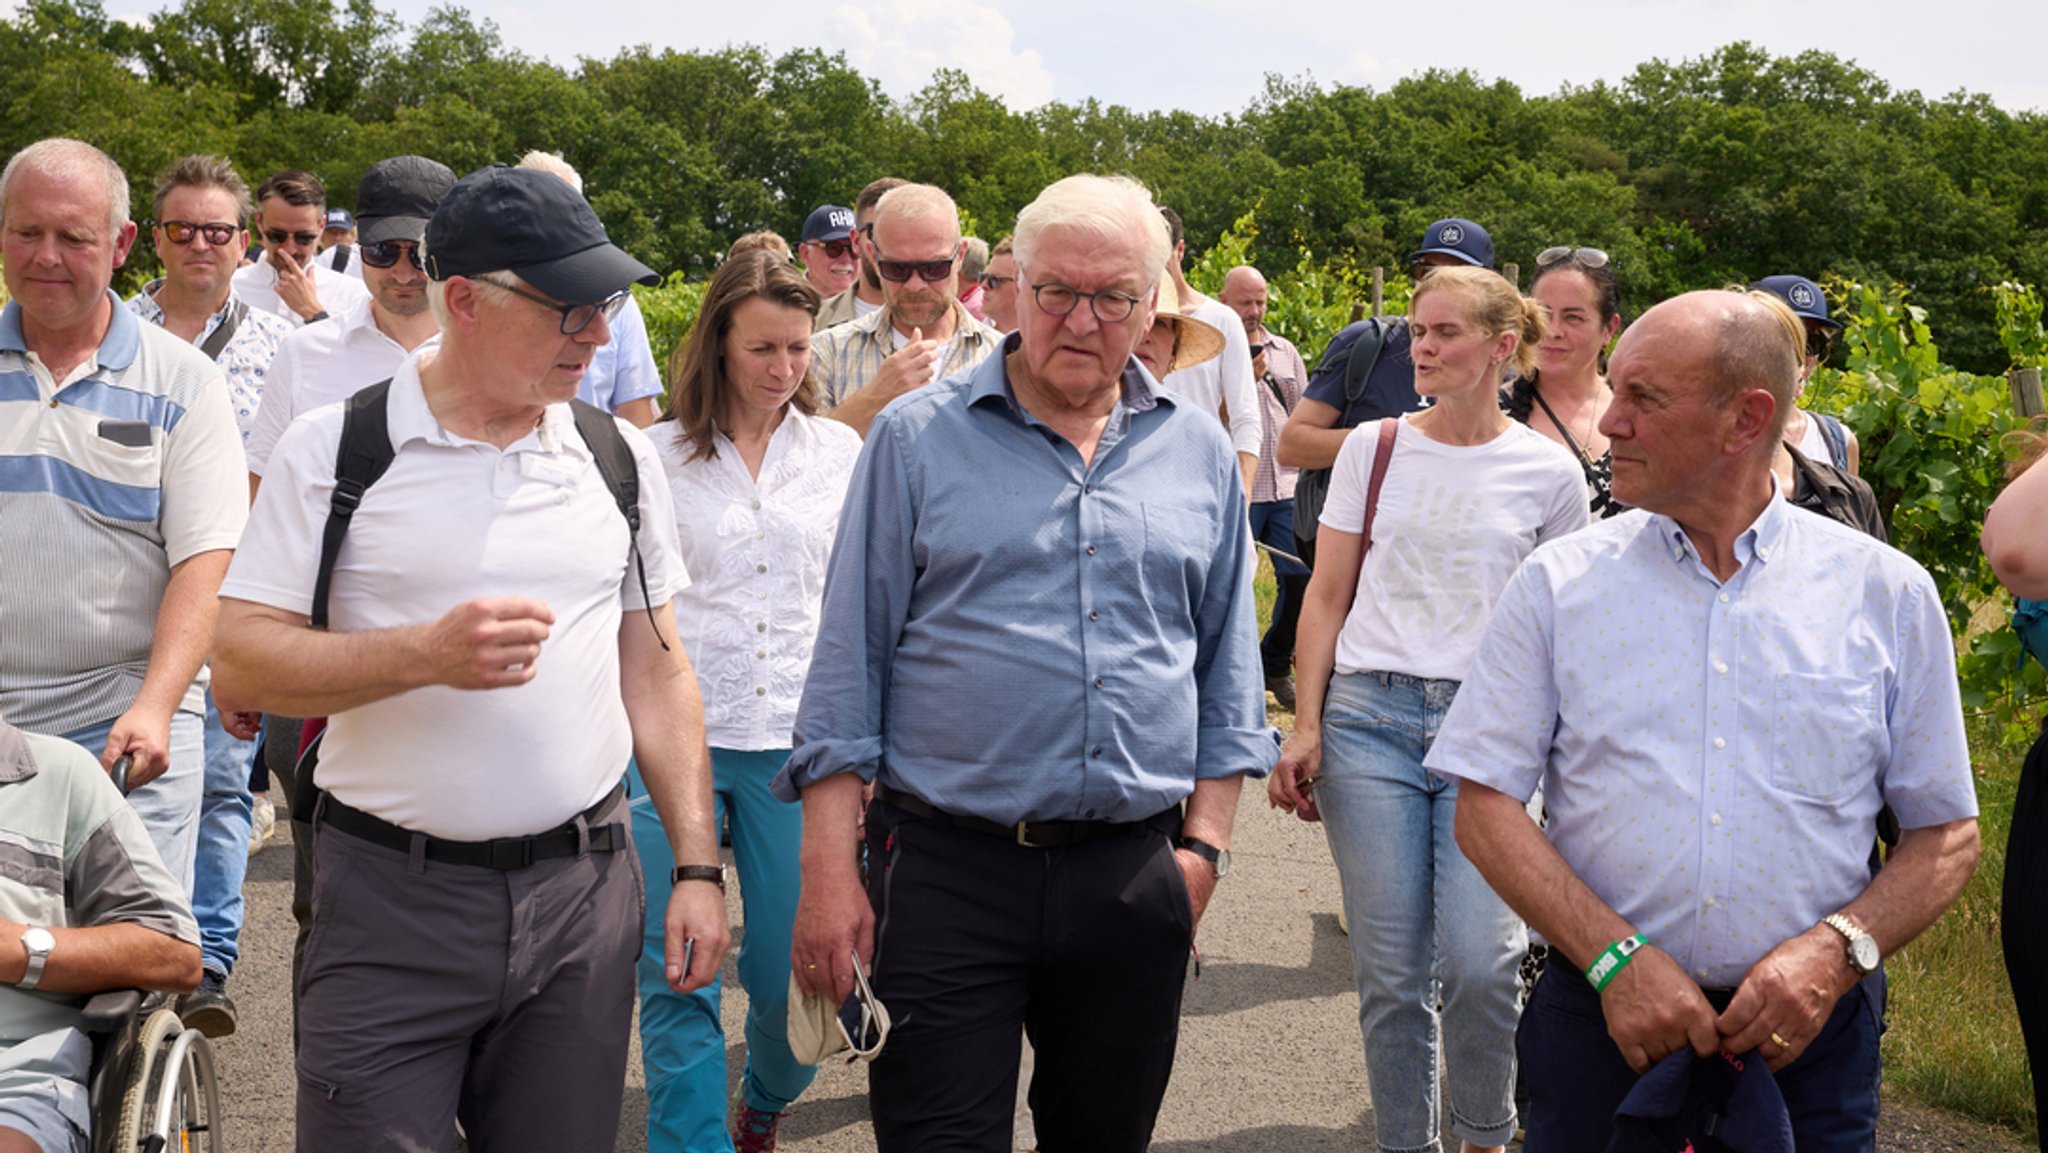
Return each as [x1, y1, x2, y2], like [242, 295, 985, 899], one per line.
[0, 138, 246, 897]
[782, 173, 1276, 1151]
[809, 182, 1002, 437]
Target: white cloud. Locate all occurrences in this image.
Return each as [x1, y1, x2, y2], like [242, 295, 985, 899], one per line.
[827, 0, 1056, 110]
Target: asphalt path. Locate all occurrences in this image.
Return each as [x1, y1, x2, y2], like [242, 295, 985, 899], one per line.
[213, 784, 2026, 1151]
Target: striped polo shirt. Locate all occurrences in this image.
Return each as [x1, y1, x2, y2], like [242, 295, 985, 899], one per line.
[0, 294, 247, 735]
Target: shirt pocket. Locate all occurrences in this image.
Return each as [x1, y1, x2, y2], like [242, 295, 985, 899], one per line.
[1770, 672, 1882, 803]
[1140, 502, 1211, 602]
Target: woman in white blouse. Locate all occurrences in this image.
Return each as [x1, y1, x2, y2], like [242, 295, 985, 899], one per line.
[629, 249, 863, 1152]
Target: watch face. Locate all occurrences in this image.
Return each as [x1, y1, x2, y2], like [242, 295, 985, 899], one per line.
[1214, 849, 1231, 878]
[23, 927, 53, 952]
[1850, 936, 1880, 972]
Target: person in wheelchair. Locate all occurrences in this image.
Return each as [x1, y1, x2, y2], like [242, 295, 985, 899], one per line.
[1, 715, 201, 1153]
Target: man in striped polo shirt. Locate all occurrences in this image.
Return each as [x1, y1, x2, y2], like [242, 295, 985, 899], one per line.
[0, 138, 247, 898]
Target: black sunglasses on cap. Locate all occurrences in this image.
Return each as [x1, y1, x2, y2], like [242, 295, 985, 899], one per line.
[359, 239, 425, 270]
[1536, 246, 1611, 269]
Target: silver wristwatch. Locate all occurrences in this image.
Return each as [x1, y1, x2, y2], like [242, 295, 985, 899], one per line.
[1822, 913, 1880, 976]
[18, 925, 54, 990]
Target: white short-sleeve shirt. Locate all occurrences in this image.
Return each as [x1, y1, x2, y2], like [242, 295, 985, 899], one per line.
[220, 354, 689, 839]
[244, 295, 436, 474]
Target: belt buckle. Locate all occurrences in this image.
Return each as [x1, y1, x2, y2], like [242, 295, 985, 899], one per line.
[487, 838, 534, 869]
[1013, 821, 1045, 848]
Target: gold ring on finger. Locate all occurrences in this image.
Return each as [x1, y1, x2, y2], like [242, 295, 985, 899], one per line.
[1770, 1032, 1791, 1049]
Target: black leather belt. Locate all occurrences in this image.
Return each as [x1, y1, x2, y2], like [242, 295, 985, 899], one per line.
[318, 784, 627, 870]
[874, 781, 1170, 849]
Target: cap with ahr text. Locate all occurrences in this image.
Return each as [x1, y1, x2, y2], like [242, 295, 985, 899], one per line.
[425, 165, 657, 305]
[803, 205, 856, 244]
[322, 208, 354, 231]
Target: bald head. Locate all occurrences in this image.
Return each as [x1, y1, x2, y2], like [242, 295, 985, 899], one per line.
[1218, 265, 1268, 338]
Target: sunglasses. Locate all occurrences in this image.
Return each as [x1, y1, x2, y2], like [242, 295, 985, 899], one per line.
[359, 240, 424, 270]
[262, 227, 320, 248]
[806, 238, 854, 260]
[159, 220, 239, 247]
[875, 255, 958, 284]
[1805, 328, 1834, 359]
[1536, 246, 1611, 270]
[835, 951, 891, 1062]
[980, 273, 1015, 289]
[484, 277, 632, 336]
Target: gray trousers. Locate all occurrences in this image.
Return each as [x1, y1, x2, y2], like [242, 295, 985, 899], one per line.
[294, 811, 644, 1152]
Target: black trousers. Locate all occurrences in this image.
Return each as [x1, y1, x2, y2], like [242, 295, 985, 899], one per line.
[2003, 726, 2048, 1151]
[863, 798, 1193, 1153]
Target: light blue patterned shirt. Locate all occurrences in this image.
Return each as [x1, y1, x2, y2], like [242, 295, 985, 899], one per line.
[128, 284, 290, 442]
[1426, 493, 1976, 986]
[775, 337, 1278, 824]
[576, 294, 662, 415]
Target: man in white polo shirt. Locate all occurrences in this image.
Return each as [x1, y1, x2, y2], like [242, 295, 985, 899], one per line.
[245, 156, 452, 490]
[213, 164, 729, 1151]
[230, 169, 369, 327]
[0, 138, 246, 898]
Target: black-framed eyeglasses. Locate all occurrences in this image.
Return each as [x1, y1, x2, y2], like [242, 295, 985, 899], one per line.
[980, 273, 1015, 289]
[1805, 327, 1834, 359]
[481, 276, 631, 335]
[875, 254, 958, 284]
[1032, 282, 1142, 324]
[359, 239, 424, 270]
[159, 220, 239, 247]
[806, 238, 854, 260]
[1536, 246, 1611, 270]
[262, 227, 320, 248]
[858, 222, 875, 242]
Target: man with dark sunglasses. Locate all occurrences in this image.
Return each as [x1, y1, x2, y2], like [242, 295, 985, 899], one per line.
[247, 157, 454, 495]
[810, 183, 1001, 437]
[797, 204, 858, 300]
[229, 169, 369, 327]
[127, 154, 293, 1040]
[815, 176, 906, 331]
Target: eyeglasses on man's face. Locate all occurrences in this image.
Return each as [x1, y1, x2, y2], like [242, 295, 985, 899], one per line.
[806, 239, 854, 260]
[262, 227, 320, 249]
[1031, 281, 1143, 324]
[159, 220, 239, 247]
[359, 240, 424, 270]
[481, 276, 631, 336]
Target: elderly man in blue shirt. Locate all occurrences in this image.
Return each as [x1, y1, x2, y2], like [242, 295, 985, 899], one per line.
[1431, 289, 1980, 1153]
[777, 172, 1276, 1152]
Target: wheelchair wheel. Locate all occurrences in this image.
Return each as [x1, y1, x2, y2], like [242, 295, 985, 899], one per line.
[110, 1007, 224, 1152]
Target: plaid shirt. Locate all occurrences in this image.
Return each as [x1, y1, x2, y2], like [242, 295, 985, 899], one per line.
[811, 301, 1003, 410]
[1251, 329, 1309, 503]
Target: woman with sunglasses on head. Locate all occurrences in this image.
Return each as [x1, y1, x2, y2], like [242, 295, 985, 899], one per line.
[1504, 246, 1627, 519]
[630, 248, 864, 1153]
[1269, 266, 1589, 1153]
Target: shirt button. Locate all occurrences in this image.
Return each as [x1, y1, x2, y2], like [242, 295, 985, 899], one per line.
[1758, 545, 1771, 558]
[752, 499, 761, 510]
[756, 531, 765, 540]
[1090, 746, 1103, 758]
[1085, 808, 1097, 818]
[1704, 896, 1716, 908]
[1718, 592, 1730, 604]
[1086, 544, 1097, 556]
[756, 622, 767, 632]
[1089, 610, 1100, 621]
[1093, 677, 1103, 689]
[756, 650, 766, 659]
[1710, 811, 1723, 826]
[555, 492, 569, 505]
[1712, 737, 1727, 749]
[756, 563, 767, 573]
[1697, 968, 1710, 980]
[1714, 661, 1729, 675]
[1083, 484, 1093, 494]
[755, 687, 766, 696]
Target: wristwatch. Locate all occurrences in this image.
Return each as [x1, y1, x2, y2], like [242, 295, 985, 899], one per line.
[1176, 837, 1231, 879]
[17, 925, 54, 990]
[670, 864, 728, 892]
[1823, 913, 1881, 975]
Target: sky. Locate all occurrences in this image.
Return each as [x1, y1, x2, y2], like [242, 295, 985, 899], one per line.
[68, 0, 2048, 118]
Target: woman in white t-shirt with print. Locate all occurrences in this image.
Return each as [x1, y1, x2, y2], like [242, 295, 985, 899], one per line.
[632, 249, 863, 1153]
[1269, 265, 1589, 1153]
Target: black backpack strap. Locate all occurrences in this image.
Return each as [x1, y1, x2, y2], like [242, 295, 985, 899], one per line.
[1339, 317, 1396, 427]
[312, 379, 397, 629]
[332, 243, 351, 275]
[197, 299, 247, 362]
[568, 399, 669, 650]
[1814, 411, 1850, 471]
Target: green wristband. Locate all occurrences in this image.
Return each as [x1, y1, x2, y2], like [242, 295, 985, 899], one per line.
[1585, 933, 1646, 992]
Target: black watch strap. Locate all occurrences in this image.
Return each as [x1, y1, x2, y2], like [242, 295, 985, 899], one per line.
[306, 309, 330, 323]
[671, 864, 727, 891]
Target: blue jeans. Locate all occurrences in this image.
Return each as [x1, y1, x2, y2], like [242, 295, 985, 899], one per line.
[192, 695, 256, 975]
[63, 708, 205, 896]
[1317, 672, 1524, 1152]
[628, 749, 813, 1151]
[1250, 499, 1311, 678]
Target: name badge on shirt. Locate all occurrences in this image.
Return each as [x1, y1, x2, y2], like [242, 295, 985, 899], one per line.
[518, 451, 582, 488]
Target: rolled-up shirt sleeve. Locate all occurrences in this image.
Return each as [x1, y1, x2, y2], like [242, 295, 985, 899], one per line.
[1192, 464, 1279, 779]
[774, 416, 916, 798]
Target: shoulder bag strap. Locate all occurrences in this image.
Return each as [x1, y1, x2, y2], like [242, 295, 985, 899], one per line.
[197, 299, 247, 362]
[1353, 418, 1399, 592]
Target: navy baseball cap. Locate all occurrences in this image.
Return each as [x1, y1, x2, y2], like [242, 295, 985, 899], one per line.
[425, 165, 658, 305]
[1608, 1048, 1794, 1153]
[323, 208, 354, 231]
[355, 156, 455, 246]
[1409, 218, 1494, 268]
[803, 205, 856, 244]
[1752, 274, 1842, 332]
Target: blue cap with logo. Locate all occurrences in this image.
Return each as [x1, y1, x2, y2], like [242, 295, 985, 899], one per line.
[323, 208, 355, 230]
[803, 205, 856, 245]
[1608, 1047, 1794, 1153]
[1409, 218, 1494, 269]
[1752, 274, 1842, 332]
